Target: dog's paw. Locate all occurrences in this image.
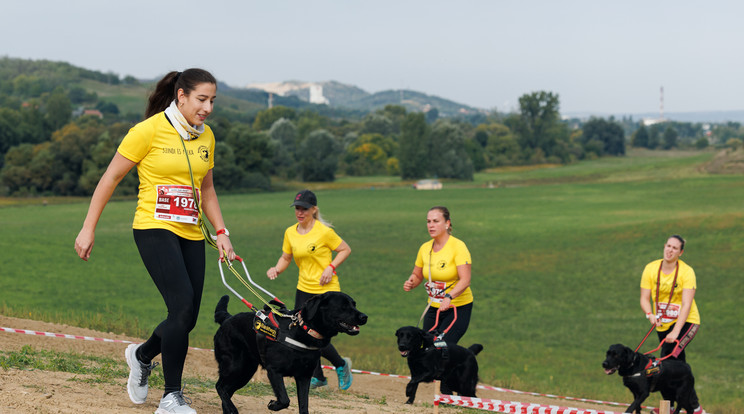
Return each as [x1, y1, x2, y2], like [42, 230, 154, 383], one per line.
[268, 400, 290, 411]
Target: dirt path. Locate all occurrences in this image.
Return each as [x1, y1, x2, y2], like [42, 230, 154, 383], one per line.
[0, 315, 626, 413]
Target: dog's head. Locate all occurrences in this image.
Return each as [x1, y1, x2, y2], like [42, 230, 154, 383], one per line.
[602, 344, 634, 375]
[302, 292, 367, 338]
[395, 326, 432, 357]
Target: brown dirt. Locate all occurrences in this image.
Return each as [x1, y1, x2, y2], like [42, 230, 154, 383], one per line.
[0, 315, 627, 413]
[700, 148, 744, 174]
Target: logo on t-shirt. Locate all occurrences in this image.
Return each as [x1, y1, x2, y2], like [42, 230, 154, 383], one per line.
[198, 146, 209, 162]
[437, 260, 446, 269]
[307, 243, 317, 254]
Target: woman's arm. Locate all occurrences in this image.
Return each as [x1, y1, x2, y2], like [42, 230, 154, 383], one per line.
[200, 169, 235, 262]
[319, 241, 351, 286]
[403, 266, 424, 291]
[74, 152, 136, 261]
[267, 252, 293, 280]
[440, 263, 472, 311]
[640, 288, 659, 326]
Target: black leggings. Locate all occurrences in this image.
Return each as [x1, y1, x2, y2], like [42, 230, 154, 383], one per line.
[295, 289, 345, 380]
[657, 321, 699, 363]
[422, 302, 473, 344]
[133, 229, 205, 395]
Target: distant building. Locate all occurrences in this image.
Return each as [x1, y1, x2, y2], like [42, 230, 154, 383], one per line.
[309, 84, 329, 105]
[83, 109, 104, 119]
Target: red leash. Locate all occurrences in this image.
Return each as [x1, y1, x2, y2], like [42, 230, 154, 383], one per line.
[643, 339, 680, 361]
[428, 305, 458, 339]
[634, 324, 657, 353]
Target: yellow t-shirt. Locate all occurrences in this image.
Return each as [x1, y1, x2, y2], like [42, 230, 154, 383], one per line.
[282, 221, 343, 294]
[640, 259, 700, 331]
[117, 112, 215, 240]
[415, 236, 473, 308]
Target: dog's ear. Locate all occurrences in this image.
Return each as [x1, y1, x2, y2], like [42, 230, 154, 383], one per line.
[303, 293, 324, 320]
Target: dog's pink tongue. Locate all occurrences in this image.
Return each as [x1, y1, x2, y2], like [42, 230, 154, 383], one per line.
[400, 350, 409, 357]
[604, 368, 615, 375]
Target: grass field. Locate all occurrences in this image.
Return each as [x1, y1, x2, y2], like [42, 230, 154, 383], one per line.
[1, 149, 742, 413]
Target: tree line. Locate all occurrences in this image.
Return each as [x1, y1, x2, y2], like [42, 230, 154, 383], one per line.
[1, 58, 740, 197]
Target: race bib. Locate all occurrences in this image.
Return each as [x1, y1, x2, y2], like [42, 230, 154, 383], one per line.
[656, 302, 681, 324]
[425, 281, 447, 302]
[154, 185, 199, 224]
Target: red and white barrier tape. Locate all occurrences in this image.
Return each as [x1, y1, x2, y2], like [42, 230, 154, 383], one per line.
[0, 326, 213, 351]
[2, 326, 636, 410]
[434, 395, 623, 414]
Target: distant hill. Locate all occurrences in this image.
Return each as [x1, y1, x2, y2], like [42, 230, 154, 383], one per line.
[244, 80, 482, 117]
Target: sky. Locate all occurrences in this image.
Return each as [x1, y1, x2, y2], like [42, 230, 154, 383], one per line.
[3, 1, 743, 115]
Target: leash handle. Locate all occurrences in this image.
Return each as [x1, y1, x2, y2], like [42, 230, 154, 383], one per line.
[643, 339, 680, 361]
[428, 305, 458, 339]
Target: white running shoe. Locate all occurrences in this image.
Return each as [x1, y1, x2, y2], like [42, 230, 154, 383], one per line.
[155, 390, 196, 414]
[125, 343, 158, 404]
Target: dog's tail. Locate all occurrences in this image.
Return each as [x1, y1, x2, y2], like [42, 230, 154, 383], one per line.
[214, 295, 232, 325]
[469, 344, 484, 356]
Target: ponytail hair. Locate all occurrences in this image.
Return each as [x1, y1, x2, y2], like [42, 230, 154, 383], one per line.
[312, 207, 333, 228]
[145, 68, 217, 118]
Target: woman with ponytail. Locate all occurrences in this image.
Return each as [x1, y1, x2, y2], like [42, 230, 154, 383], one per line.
[75, 68, 234, 414]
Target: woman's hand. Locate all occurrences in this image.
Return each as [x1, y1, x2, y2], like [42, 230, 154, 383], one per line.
[439, 296, 452, 311]
[319, 266, 334, 286]
[216, 233, 235, 262]
[267, 267, 279, 280]
[403, 275, 418, 291]
[74, 228, 95, 261]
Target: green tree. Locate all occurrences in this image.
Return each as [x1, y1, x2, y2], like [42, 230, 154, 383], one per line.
[361, 113, 394, 135]
[298, 130, 339, 182]
[694, 137, 709, 150]
[662, 126, 678, 149]
[268, 118, 298, 179]
[224, 125, 273, 188]
[581, 118, 626, 156]
[631, 125, 649, 148]
[647, 125, 661, 149]
[428, 120, 473, 180]
[398, 112, 429, 179]
[510, 91, 568, 162]
[45, 87, 72, 130]
[253, 106, 297, 131]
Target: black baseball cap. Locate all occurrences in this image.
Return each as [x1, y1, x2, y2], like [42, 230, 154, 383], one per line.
[291, 189, 317, 209]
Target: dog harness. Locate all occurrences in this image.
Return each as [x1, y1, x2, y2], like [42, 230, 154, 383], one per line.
[629, 356, 664, 391]
[253, 308, 325, 358]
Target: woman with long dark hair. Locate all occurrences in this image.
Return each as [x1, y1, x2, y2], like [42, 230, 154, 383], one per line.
[75, 68, 234, 413]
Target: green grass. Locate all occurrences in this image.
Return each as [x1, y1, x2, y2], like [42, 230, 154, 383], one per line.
[1, 149, 742, 413]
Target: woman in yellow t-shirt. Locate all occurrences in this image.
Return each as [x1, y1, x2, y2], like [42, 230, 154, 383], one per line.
[640, 235, 700, 362]
[74, 69, 234, 414]
[403, 206, 473, 344]
[266, 189, 353, 390]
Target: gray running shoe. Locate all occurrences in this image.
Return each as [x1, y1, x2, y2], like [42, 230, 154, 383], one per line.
[155, 390, 196, 414]
[125, 343, 158, 404]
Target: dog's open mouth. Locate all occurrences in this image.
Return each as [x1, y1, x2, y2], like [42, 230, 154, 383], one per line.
[339, 321, 361, 335]
[604, 367, 618, 375]
[399, 350, 409, 357]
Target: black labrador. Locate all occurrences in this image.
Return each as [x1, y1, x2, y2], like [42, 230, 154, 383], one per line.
[602, 344, 699, 414]
[213, 292, 367, 414]
[395, 325, 483, 404]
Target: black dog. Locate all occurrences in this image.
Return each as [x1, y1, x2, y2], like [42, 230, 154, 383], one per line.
[395, 326, 483, 404]
[213, 292, 367, 414]
[602, 344, 699, 414]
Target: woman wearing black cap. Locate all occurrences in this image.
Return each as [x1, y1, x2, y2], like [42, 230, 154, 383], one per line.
[266, 189, 354, 390]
